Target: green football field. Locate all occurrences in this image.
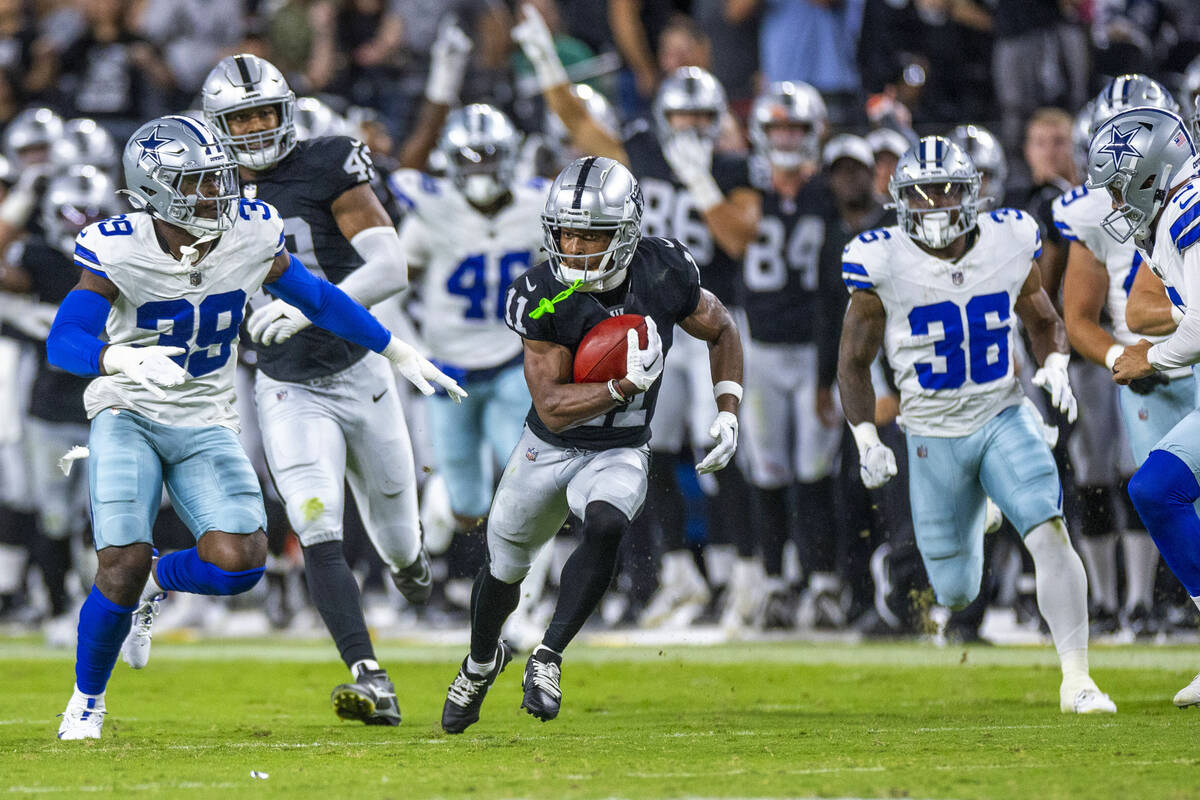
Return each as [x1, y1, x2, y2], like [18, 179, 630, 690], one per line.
[1, 637, 1198, 799]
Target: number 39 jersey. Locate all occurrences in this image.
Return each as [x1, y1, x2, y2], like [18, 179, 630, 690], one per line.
[73, 203, 284, 429]
[841, 209, 1041, 437]
[391, 169, 547, 370]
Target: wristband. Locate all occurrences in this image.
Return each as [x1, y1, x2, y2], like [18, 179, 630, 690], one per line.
[1104, 344, 1123, 371]
[713, 380, 742, 402]
[608, 379, 628, 405]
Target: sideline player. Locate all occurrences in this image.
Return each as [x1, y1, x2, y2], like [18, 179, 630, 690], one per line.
[440, 156, 743, 733]
[201, 43, 467, 725]
[1103, 107, 1200, 707]
[838, 137, 1115, 714]
[49, 116, 463, 739]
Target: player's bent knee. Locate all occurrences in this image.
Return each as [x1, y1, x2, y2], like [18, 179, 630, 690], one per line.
[94, 543, 154, 606]
[1129, 450, 1200, 517]
[198, 529, 268, 573]
[582, 501, 630, 543]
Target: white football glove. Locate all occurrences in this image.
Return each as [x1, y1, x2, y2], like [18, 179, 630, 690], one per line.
[382, 336, 468, 402]
[696, 410, 738, 474]
[425, 17, 473, 105]
[247, 299, 311, 346]
[625, 316, 663, 392]
[1031, 351, 1077, 423]
[850, 422, 898, 489]
[660, 129, 722, 210]
[511, 3, 568, 90]
[102, 344, 189, 400]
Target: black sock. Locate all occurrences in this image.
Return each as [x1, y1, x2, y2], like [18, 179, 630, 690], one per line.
[32, 534, 71, 616]
[448, 519, 488, 581]
[754, 487, 789, 577]
[469, 569, 521, 664]
[302, 541, 375, 669]
[795, 477, 837, 574]
[543, 502, 629, 652]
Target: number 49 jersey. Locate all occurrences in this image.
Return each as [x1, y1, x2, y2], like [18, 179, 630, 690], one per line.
[73, 202, 284, 429]
[391, 169, 546, 370]
[841, 209, 1041, 437]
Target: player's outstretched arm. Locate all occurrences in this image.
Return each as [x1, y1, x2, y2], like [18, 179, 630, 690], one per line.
[1062, 242, 1121, 368]
[1126, 259, 1180, 336]
[661, 131, 762, 259]
[838, 291, 897, 489]
[262, 250, 466, 401]
[512, 3, 628, 165]
[1016, 262, 1078, 421]
[680, 288, 742, 473]
[398, 18, 472, 170]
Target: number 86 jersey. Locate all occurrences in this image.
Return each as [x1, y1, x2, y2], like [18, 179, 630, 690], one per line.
[74, 203, 284, 430]
[841, 209, 1042, 437]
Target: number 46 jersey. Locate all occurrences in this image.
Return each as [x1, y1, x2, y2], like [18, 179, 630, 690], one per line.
[391, 170, 547, 370]
[841, 209, 1042, 437]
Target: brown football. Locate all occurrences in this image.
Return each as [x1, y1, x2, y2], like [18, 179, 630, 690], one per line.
[573, 314, 648, 383]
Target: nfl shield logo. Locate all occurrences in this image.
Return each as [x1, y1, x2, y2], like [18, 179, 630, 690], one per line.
[917, 445, 928, 458]
[526, 447, 538, 462]
[189, 271, 202, 286]
[952, 272, 964, 286]
[276, 390, 288, 402]
[1139, 408, 1149, 421]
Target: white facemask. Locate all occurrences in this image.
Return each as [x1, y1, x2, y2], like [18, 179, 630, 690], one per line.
[463, 174, 505, 206]
[918, 210, 954, 248]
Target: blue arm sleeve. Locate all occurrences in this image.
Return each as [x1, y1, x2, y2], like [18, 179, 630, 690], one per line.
[264, 253, 391, 353]
[47, 289, 110, 376]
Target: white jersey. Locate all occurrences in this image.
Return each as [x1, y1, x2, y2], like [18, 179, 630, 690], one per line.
[74, 202, 284, 428]
[842, 209, 1040, 437]
[392, 170, 546, 370]
[1141, 175, 1200, 358]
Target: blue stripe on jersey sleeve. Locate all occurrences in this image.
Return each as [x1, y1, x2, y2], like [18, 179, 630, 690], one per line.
[274, 230, 286, 257]
[74, 243, 101, 266]
[1053, 220, 1078, 241]
[1170, 203, 1200, 252]
[1168, 285, 1185, 309]
[387, 175, 415, 211]
[1122, 251, 1143, 296]
[842, 262, 869, 276]
[843, 277, 874, 290]
[73, 260, 107, 278]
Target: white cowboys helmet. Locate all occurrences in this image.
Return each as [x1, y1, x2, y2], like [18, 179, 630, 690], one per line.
[947, 124, 1006, 206]
[202, 54, 297, 170]
[749, 81, 827, 170]
[653, 66, 727, 145]
[438, 104, 522, 208]
[1086, 107, 1196, 244]
[3, 107, 63, 166]
[40, 165, 118, 254]
[1089, 74, 1178, 137]
[1182, 56, 1200, 141]
[542, 156, 643, 292]
[121, 115, 240, 237]
[51, 118, 118, 170]
[889, 136, 981, 250]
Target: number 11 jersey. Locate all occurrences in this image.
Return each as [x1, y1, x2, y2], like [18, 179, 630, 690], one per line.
[841, 209, 1042, 437]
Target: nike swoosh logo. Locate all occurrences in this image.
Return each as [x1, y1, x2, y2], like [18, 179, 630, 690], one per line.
[525, 277, 536, 291]
[372, 389, 387, 402]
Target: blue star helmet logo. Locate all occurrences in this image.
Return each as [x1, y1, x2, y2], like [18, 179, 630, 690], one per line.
[135, 126, 171, 166]
[1098, 124, 1143, 171]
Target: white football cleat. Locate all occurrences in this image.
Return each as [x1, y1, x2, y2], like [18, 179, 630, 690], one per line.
[1060, 678, 1117, 714]
[1172, 673, 1200, 708]
[639, 551, 711, 629]
[57, 689, 105, 740]
[720, 557, 767, 632]
[121, 583, 165, 669]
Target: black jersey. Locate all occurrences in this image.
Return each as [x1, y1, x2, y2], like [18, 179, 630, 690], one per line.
[504, 236, 702, 451]
[740, 166, 836, 344]
[17, 239, 89, 424]
[245, 136, 380, 382]
[622, 121, 752, 306]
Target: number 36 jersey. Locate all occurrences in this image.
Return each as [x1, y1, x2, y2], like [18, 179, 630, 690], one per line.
[391, 169, 547, 370]
[73, 203, 284, 430]
[841, 209, 1042, 438]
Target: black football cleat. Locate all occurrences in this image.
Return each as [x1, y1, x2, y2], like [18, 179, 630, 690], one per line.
[391, 548, 433, 605]
[331, 668, 401, 726]
[521, 647, 563, 722]
[441, 641, 513, 734]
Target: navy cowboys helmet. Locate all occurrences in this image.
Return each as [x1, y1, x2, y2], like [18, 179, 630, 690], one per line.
[1089, 74, 1178, 137]
[1182, 56, 1200, 141]
[653, 66, 727, 145]
[890, 136, 981, 250]
[121, 115, 240, 236]
[202, 54, 297, 170]
[749, 81, 826, 171]
[542, 156, 643, 292]
[947, 124, 1006, 206]
[40, 165, 118, 254]
[1086, 107, 1196, 244]
[438, 104, 522, 208]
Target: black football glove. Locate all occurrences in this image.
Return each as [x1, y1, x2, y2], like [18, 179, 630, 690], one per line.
[1126, 372, 1169, 395]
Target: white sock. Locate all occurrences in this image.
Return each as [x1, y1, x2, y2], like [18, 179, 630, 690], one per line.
[72, 684, 104, 704]
[1024, 518, 1090, 662]
[1121, 532, 1160, 612]
[146, 559, 165, 597]
[351, 659, 380, 678]
[1059, 647, 1090, 684]
[1077, 534, 1118, 613]
[466, 655, 495, 676]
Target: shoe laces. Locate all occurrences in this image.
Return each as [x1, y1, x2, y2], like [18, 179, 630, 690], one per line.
[527, 658, 561, 700]
[132, 594, 164, 637]
[447, 669, 488, 708]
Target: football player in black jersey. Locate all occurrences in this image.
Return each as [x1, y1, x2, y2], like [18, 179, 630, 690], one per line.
[200, 40, 470, 727]
[441, 157, 743, 733]
[513, 4, 761, 626]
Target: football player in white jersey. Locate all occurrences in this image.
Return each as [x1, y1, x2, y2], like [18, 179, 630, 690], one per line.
[391, 104, 547, 635]
[1057, 76, 1184, 635]
[838, 136, 1116, 714]
[1103, 108, 1200, 707]
[48, 116, 464, 740]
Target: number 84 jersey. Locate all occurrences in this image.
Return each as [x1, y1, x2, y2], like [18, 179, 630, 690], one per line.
[841, 210, 1042, 437]
[74, 203, 284, 430]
